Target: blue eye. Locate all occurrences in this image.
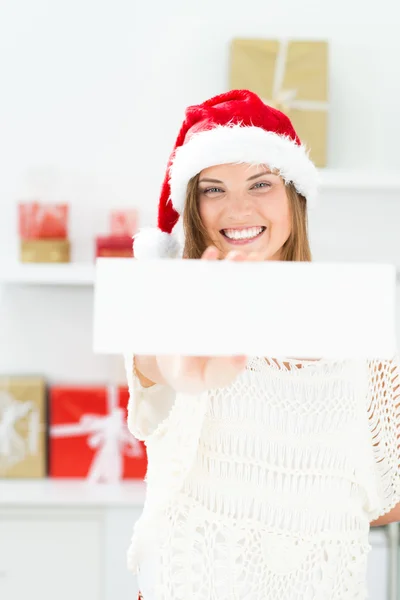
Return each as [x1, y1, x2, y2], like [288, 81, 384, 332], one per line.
[203, 187, 224, 194]
[252, 182, 271, 189]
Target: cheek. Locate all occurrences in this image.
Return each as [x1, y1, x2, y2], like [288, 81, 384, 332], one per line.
[198, 198, 207, 223]
[263, 195, 291, 231]
[278, 205, 292, 232]
[199, 199, 219, 231]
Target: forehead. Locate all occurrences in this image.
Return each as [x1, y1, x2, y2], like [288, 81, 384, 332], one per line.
[199, 163, 272, 180]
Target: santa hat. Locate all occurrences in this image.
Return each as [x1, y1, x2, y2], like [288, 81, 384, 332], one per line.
[134, 89, 319, 259]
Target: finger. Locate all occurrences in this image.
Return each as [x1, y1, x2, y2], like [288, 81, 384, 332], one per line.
[180, 355, 207, 377]
[156, 355, 182, 383]
[162, 355, 209, 395]
[203, 355, 248, 389]
[225, 250, 247, 262]
[201, 246, 220, 260]
[247, 251, 264, 261]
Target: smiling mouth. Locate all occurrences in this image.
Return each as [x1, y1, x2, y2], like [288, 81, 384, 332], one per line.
[220, 226, 266, 242]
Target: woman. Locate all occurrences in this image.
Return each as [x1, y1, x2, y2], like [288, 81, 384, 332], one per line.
[125, 89, 400, 599]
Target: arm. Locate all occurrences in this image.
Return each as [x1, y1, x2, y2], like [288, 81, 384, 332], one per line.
[124, 354, 176, 440]
[366, 356, 400, 523]
[371, 502, 400, 526]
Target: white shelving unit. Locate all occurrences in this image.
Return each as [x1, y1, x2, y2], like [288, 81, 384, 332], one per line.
[0, 479, 146, 508]
[0, 262, 95, 286]
[0, 480, 145, 600]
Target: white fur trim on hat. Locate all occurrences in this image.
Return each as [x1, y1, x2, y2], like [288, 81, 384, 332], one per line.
[169, 124, 319, 212]
[133, 227, 182, 259]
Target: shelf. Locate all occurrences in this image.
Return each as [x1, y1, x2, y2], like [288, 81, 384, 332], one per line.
[317, 168, 400, 191]
[0, 257, 399, 287]
[0, 479, 146, 508]
[0, 263, 95, 286]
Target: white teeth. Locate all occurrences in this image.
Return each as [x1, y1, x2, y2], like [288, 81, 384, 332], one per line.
[223, 227, 263, 240]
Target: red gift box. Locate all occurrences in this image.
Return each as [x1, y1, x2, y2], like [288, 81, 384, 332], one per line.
[18, 202, 69, 239]
[95, 235, 133, 258]
[49, 385, 147, 482]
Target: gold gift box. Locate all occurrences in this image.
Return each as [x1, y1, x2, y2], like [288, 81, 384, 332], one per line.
[20, 239, 71, 263]
[229, 39, 329, 167]
[0, 377, 47, 478]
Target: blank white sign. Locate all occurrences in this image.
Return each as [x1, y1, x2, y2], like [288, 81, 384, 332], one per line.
[93, 258, 397, 359]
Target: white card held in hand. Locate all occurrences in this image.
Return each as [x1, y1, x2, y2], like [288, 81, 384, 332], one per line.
[93, 258, 397, 359]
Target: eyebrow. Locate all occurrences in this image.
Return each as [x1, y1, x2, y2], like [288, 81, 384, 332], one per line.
[198, 171, 272, 184]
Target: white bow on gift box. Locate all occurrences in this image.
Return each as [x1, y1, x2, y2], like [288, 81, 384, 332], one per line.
[263, 39, 328, 116]
[50, 385, 144, 484]
[0, 390, 40, 472]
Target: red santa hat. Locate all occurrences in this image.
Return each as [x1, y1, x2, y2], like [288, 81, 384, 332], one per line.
[134, 89, 319, 259]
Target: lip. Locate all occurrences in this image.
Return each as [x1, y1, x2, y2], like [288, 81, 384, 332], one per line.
[220, 226, 266, 245]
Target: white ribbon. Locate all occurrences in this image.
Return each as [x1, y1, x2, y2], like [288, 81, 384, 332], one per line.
[263, 39, 328, 115]
[50, 385, 144, 484]
[0, 391, 41, 471]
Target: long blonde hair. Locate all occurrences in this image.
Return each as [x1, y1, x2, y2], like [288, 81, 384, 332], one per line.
[182, 173, 312, 261]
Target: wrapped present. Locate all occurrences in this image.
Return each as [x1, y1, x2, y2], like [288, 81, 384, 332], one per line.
[0, 377, 46, 478]
[49, 385, 147, 482]
[110, 209, 138, 237]
[94, 209, 136, 258]
[20, 239, 71, 263]
[18, 202, 69, 239]
[95, 235, 133, 258]
[229, 39, 329, 167]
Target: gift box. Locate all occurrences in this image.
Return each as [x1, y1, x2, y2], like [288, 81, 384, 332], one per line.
[49, 385, 147, 482]
[18, 202, 71, 263]
[95, 235, 133, 258]
[0, 377, 47, 478]
[95, 209, 136, 258]
[20, 239, 71, 263]
[110, 209, 137, 237]
[229, 39, 329, 167]
[18, 202, 69, 239]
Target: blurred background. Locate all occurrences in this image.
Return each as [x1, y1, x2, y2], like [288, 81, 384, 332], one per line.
[1, 1, 400, 599]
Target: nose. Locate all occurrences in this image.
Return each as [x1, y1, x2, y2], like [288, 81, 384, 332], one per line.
[227, 191, 252, 221]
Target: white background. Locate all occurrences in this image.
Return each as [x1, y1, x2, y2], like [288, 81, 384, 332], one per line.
[0, 2, 399, 598]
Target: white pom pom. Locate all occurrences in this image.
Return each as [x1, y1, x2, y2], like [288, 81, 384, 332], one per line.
[133, 227, 182, 259]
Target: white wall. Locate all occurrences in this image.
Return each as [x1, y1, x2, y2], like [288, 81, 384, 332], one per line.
[0, 0, 400, 381]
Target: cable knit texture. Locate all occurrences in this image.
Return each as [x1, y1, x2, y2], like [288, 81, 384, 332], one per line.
[125, 355, 400, 600]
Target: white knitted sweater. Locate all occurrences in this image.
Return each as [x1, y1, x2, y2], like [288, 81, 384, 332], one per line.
[124, 355, 400, 600]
